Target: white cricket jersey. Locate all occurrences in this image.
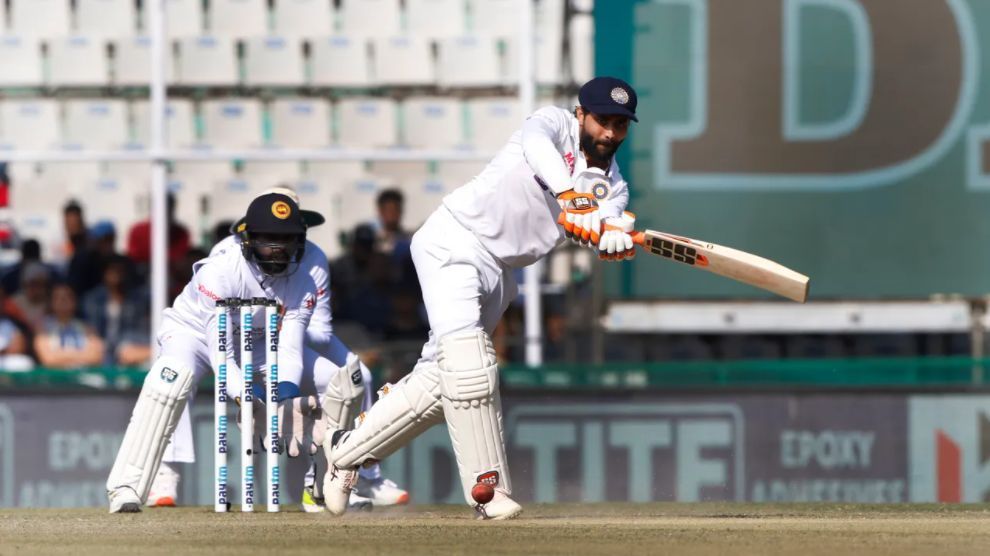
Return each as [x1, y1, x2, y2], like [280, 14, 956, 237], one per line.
[160, 247, 318, 386]
[442, 105, 630, 268]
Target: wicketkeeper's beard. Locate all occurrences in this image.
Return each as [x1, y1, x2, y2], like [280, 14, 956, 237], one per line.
[579, 129, 622, 166]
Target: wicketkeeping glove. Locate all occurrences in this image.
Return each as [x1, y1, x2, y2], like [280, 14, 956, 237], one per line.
[556, 190, 601, 246]
[598, 211, 637, 261]
[248, 395, 323, 457]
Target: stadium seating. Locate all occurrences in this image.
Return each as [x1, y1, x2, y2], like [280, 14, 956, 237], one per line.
[0, 36, 43, 87]
[273, 0, 335, 37]
[310, 36, 372, 87]
[9, 0, 70, 38]
[104, 162, 153, 184]
[373, 36, 434, 86]
[208, 0, 270, 37]
[62, 100, 129, 150]
[396, 176, 451, 228]
[200, 99, 265, 149]
[241, 161, 304, 183]
[113, 36, 151, 86]
[140, 0, 204, 37]
[77, 176, 147, 248]
[338, 0, 401, 37]
[305, 161, 367, 182]
[243, 36, 306, 87]
[401, 97, 465, 149]
[569, 13, 594, 84]
[407, 0, 467, 38]
[132, 99, 197, 148]
[210, 177, 269, 222]
[466, 97, 522, 150]
[77, 0, 138, 37]
[435, 161, 483, 186]
[291, 177, 340, 257]
[47, 36, 110, 87]
[38, 162, 104, 184]
[503, 33, 564, 85]
[436, 35, 501, 88]
[0, 100, 60, 150]
[176, 36, 238, 86]
[269, 98, 332, 148]
[369, 161, 431, 184]
[335, 98, 398, 148]
[334, 175, 384, 232]
[468, 0, 517, 36]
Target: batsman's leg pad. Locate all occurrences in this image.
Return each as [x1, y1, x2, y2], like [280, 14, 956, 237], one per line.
[331, 363, 444, 469]
[321, 352, 366, 432]
[106, 357, 195, 502]
[437, 330, 511, 505]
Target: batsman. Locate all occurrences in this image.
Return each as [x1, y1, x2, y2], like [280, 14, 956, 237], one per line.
[323, 76, 639, 519]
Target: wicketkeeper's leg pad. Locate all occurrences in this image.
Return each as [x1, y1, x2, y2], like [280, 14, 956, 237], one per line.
[321, 352, 366, 432]
[106, 357, 195, 502]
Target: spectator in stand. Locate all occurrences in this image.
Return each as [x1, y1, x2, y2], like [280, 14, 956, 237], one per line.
[330, 223, 395, 336]
[51, 201, 88, 266]
[1, 239, 49, 295]
[126, 193, 191, 280]
[34, 283, 104, 369]
[82, 255, 151, 367]
[12, 262, 52, 332]
[372, 189, 412, 258]
[0, 286, 32, 371]
[68, 221, 123, 297]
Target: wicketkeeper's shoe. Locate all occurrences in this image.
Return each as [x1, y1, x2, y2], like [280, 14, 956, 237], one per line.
[475, 489, 522, 521]
[322, 430, 359, 516]
[301, 485, 326, 513]
[146, 462, 179, 507]
[107, 487, 142, 514]
[348, 492, 374, 511]
[355, 476, 410, 507]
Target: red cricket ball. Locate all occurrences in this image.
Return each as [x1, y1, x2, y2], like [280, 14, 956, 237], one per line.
[471, 482, 495, 505]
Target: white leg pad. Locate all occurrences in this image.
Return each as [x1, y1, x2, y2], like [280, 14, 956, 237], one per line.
[331, 363, 444, 468]
[106, 357, 195, 502]
[436, 330, 511, 505]
[321, 352, 366, 432]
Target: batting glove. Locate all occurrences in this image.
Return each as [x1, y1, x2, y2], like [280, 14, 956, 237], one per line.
[598, 211, 637, 261]
[556, 190, 601, 246]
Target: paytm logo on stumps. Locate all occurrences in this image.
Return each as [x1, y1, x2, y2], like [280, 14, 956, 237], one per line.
[909, 396, 990, 502]
[505, 403, 744, 503]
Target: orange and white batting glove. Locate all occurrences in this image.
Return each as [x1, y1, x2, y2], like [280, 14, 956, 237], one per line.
[556, 190, 601, 246]
[598, 211, 636, 261]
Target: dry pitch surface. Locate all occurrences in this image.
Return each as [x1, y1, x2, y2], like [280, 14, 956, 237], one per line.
[1, 504, 989, 555]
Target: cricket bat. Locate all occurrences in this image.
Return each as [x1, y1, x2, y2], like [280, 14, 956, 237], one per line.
[629, 229, 810, 303]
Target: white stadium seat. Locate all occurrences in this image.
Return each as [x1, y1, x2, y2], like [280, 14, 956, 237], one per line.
[38, 162, 103, 184]
[407, 0, 467, 38]
[400, 177, 451, 228]
[132, 99, 197, 148]
[437, 34, 500, 87]
[201, 99, 264, 149]
[211, 178, 269, 222]
[503, 33, 564, 85]
[338, 0, 400, 37]
[334, 175, 383, 232]
[0, 36, 43, 87]
[467, 97, 522, 150]
[10, 0, 70, 38]
[273, 0, 334, 37]
[114, 36, 177, 86]
[402, 97, 465, 149]
[104, 162, 153, 184]
[269, 98, 332, 148]
[47, 36, 110, 86]
[141, 0, 204, 37]
[78, 177, 146, 246]
[569, 13, 594, 84]
[176, 35, 238, 86]
[77, 0, 138, 37]
[241, 162, 304, 183]
[336, 98, 398, 148]
[290, 178, 339, 256]
[62, 100, 129, 150]
[208, 0, 270, 37]
[0, 100, 60, 150]
[310, 35, 371, 87]
[373, 36, 434, 86]
[469, 0, 516, 36]
[304, 161, 366, 182]
[244, 36, 305, 86]
[171, 162, 235, 187]
[436, 161, 483, 185]
[368, 161, 431, 183]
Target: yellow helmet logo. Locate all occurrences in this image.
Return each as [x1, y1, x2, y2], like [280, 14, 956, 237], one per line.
[272, 201, 291, 220]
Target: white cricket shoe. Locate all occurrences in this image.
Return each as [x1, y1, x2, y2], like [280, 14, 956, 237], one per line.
[355, 476, 410, 507]
[348, 492, 374, 511]
[475, 489, 522, 521]
[146, 462, 179, 507]
[108, 487, 142, 514]
[322, 431, 359, 516]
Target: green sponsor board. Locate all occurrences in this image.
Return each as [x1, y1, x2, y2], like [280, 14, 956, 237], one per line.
[596, 0, 990, 298]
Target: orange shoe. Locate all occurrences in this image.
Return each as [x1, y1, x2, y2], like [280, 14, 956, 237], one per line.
[146, 462, 179, 507]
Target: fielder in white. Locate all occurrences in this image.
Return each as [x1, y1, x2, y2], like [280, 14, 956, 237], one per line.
[107, 193, 369, 513]
[149, 187, 408, 511]
[321, 77, 639, 519]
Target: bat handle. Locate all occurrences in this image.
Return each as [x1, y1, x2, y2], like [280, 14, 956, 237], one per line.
[629, 230, 646, 247]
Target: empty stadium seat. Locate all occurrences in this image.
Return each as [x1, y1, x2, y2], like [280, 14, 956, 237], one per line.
[402, 97, 465, 148]
[0, 100, 60, 150]
[468, 0, 516, 35]
[407, 0, 467, 38]
[503, 33, 564, 85]
[269, 98, 332, 148]
[47, 36, 110, 86]
[201, 99, 264, 149]
[335, 98, 398, 148]
[176, 36, 238, 86]
[113, 36, 176, 86]
[310, 36, 372, 87]
[437, 34, 500, 88]
[208, 0, 269, 37]
[466, 97, 522, 150]
[77, 0, 138, 37]
[104, 162, 153, 184]
[290, 178, 339, 255]
[244, 36, 305, 86]
[62, 99, 129, 149]
[273, 0, 334, 37]
[338, 0, 400, 37]
[569, 13, 594, 84]
[368, 161, 431, 183]
[373, 36, 434, 86]
[78, 177, 146, 247]
[0, 35, 43, 87]
[38, 162, 104, 184]
[170, 162, 235, 234]
[241, 161, 304, 183]
[132, 99, 197, 148]
[141, 0, 204, 37]
[210, 177, 268, 222]
[10, 0, 70, 38]
[304, 161, 366, 182]
[334, 175, 383, 231]
[435, 160, 483, 185]
[399, 176, 450, 228]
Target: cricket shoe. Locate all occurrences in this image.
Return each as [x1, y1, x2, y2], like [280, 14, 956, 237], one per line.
[107, 487, 142, 514]
[301, 485, 325, 513]
[146, 462, 179, 507]
[355, 476, 410, 507]
[475, 490, 522, 521]
[348, 492, 374, 512]
[322, 430, 359, 516]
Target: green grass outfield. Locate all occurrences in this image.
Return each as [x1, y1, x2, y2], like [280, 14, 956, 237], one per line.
[2, 504, 989, 555]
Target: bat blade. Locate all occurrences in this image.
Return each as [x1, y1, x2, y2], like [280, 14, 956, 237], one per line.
[631, 230, 810, 302]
